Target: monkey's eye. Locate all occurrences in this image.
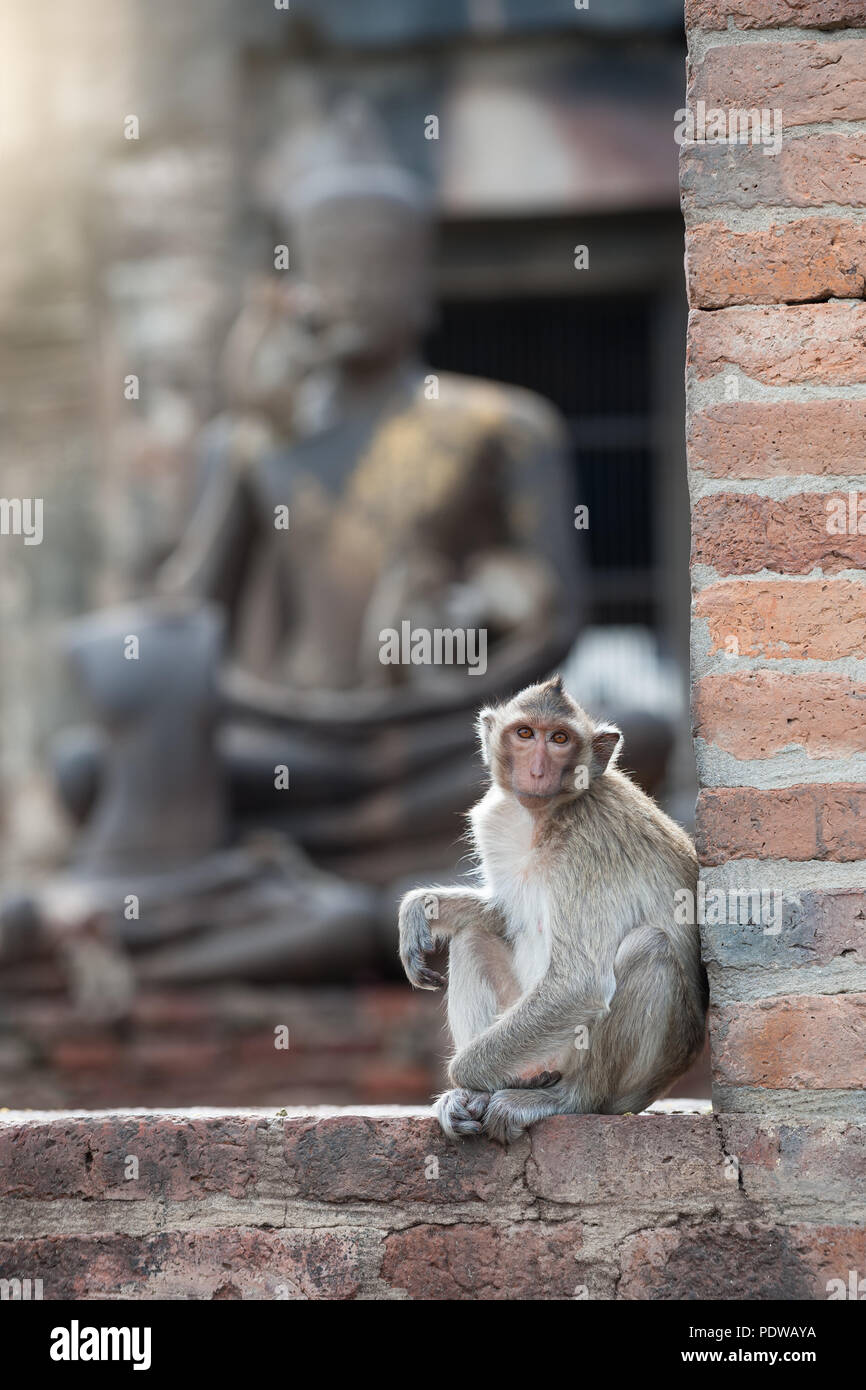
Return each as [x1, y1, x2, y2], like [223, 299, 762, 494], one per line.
[516, 727, 534, 740]
[551, 731, 569, 744]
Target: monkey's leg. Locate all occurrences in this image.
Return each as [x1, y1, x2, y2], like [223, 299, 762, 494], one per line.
[448, 968, 613, 1095]
[446, 925, 520, 1048]
[436, 926, 521, 1139]
[449, 924, 572, 1146]
[594, 925, 705, 1115]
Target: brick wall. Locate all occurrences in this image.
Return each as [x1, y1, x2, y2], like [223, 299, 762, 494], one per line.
[1, 1107, 864, 1299]
[0, 984, 449, 1110]
[684, 0, 866, 1113]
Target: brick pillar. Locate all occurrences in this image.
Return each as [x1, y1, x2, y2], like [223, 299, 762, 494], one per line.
[683, 1, 866, 1114]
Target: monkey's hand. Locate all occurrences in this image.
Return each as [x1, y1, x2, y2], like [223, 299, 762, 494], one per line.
[398, 888, 445, 990]
[435, 1088, 490, 1139]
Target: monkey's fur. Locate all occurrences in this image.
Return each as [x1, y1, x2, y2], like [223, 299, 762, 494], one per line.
[398, 676, 707, 1142]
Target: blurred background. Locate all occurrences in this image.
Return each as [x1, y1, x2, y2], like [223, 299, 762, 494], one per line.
[0, 0, 708, 1108]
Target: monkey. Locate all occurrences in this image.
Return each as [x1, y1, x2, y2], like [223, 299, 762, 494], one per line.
[397, 675, 707, 1142]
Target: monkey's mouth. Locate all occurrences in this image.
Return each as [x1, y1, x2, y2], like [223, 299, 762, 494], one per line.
[513, 784, 564, 802]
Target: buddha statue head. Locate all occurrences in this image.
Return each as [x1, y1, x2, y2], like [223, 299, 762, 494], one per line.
[264, 97, 435, 367]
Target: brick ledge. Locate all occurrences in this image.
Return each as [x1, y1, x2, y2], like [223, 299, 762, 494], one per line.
[0, 1106, 863, 1299]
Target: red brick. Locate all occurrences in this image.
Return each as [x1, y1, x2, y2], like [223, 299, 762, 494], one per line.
[355, 1062, 437, 1102]
[282, 1114, 525, 1205]
[690, 42, 866, 129]
[125, 1039, 225, 1074]
[681, 135, 866, 214]
[693, 492, 866, 575]
[526, 1113, 724, 1203]
[689, 400, 866, 478]
[701, 890, 866, 972]
[381, 1221, 585, 1300]
[49, 1039, 131, 1071]
[720, 1117, 866, 1197]
[687, 0, 866, 27]
[687, 220, 866, 309]
[0, 1228, 361, 1300]
[689, 304, 866, 386]
[711, 995, 866, 1088]
[696, 578, 866, 661]
[793, 892, 866, 965]
[129, 991, 216, 1027]
[619, 1220, 866, 1300]
[697, 785, 817, 862]
[0, 1115, 262, 1200]
[693, 671, 866, 759]
[696, 784, 866, 863]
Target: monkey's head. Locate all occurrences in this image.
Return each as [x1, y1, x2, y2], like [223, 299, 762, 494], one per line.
[477, 675, 622, 810]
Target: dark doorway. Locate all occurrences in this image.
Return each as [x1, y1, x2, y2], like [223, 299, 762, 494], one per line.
[427, 293, 658, 630]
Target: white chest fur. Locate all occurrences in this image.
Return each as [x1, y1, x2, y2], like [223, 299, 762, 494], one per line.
[470, 790, 552, 993]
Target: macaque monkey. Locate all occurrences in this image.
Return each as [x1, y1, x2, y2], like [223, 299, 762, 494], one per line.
[398, 676, 707, 1141]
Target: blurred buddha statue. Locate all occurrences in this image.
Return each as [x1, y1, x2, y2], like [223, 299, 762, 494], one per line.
[8, 99, 582, 997]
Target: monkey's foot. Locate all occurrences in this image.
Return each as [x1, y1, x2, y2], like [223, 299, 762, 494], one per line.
[509, 1069, 561, 1089]
[482, 1088, 561, 1145]
[435, 1088, 490, 1139]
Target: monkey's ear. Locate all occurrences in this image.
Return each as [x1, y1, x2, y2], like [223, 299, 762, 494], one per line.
[477, 708, 496, 766]
[591, 724, 622, 774]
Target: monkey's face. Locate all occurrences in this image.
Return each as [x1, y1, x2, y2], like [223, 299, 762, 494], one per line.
[479, 678, 621, 807]
[503, 721, 583, 807]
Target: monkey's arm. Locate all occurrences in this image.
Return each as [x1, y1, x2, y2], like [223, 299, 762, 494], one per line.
[398, 886, 506, 990]
[447, 938, 616, 1092]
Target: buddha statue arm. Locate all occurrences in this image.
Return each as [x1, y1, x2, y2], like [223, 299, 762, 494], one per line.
[156, 417, 262, 626]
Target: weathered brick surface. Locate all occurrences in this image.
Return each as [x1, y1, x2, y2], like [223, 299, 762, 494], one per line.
[619, 1221, 866, 1300]
[525, 1113, 724, 1203]
[281, 1114, 526, 1206]
[681, 136, 866, 215]
[711, 995, 866, 1090]
[381, 1220, 586, 1300]
[0, 1114, 262, 1201]
[690, 42, 866, 129]
[695, 578, 866, 661]
[685, 0, 866, 1122]
[701, 890, 866, 969]
[687, 220, 866, 309]
[0, 1228, 363, 1300]
[696, 785, 866, 863]
[688, 401, 866, 478]
[693, 672, 866, 760]
[0, 1110, 862, 1299]
[686, 0, 866, 28]
[719, 1117, 866, 1197]
[692, 303, 866, 386]
[689, 304, 866, 386]
[693, 492, 866, 575]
